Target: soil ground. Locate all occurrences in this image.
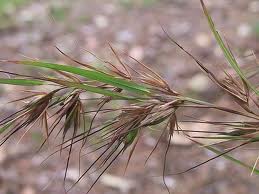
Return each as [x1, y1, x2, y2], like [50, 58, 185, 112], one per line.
[0, 1, 258, 194]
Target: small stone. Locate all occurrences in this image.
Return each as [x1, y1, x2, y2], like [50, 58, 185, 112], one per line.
[37, 174, 49, 187]
[129, 46, 144, 60]
[170, 22, 191, 36]
[60, 168, 80, 182]
[100, 174, 136, 193]
[215, 160, 227, 171]
[19, 9, 34, 23]
[144, 136, 157, 147]
[248, 1, 259, 13]
[195, 33, 211, 48]
[213, 46, 223, 57]
[116, 30, 134, 43]
[171, 122, 212, 146]
[21, 186, 35, 194]
[188, 73, 211, 93]
[152, 176, 176, 188]
[31, 155, 45, 166]
[18, 3, 47, 23]
[164, 176, 176, 188]
[94, 15, 109, 29]
[237, 23, 252, 38]
[170, 133, 192, 146]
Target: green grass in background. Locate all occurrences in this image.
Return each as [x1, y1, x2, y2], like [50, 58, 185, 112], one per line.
[49, 4, 69, 22]
[0, 0, 28, 13]
[253, 21, 259, 38]
[119, 0, 157, 8]
[0, 0, 31, 29]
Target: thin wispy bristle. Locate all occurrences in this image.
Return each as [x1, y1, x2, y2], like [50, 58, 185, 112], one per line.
[0, 0, 258, 193]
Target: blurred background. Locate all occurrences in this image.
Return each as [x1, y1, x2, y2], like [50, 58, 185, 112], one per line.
[0, 0, 258, 194]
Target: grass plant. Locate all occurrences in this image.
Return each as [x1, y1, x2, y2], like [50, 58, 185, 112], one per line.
[0, 0, 258, 193]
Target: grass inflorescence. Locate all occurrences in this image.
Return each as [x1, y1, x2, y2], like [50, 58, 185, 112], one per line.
[0, 0, 258, 193]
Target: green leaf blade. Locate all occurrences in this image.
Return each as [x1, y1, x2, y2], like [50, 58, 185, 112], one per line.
[200, 0, 259, 95]
[0, 78, 44, 86]
[14, 60, 151, 95]
[47, 78, 138, 100]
